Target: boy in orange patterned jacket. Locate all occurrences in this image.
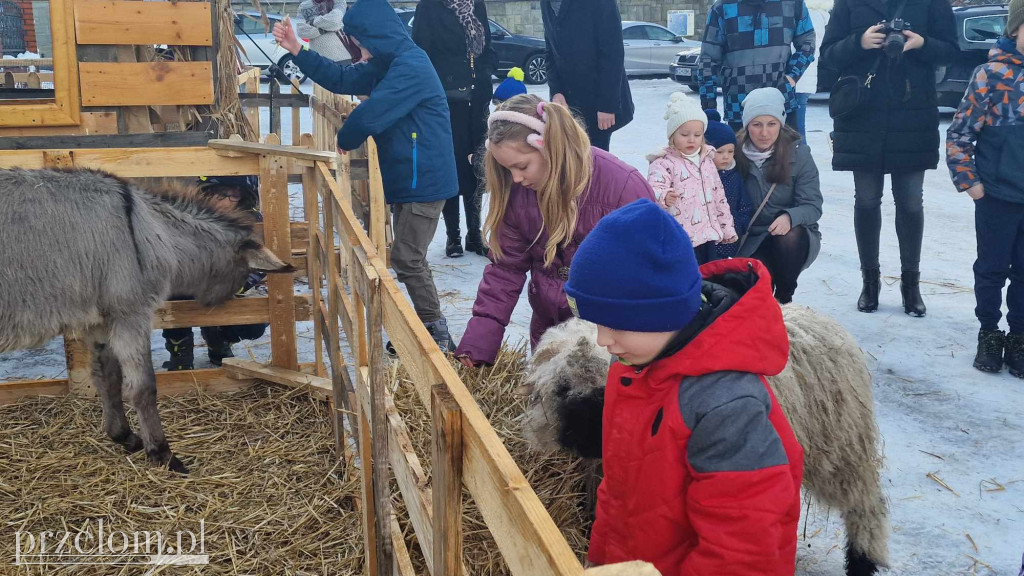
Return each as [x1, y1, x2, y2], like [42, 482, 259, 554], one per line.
[946, 0, 1024, 376]
[564, 198, 803, 576]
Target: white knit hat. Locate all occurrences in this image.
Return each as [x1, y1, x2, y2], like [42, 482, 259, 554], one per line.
[664, 92, 707, 139]
[742, 87, 787, 128]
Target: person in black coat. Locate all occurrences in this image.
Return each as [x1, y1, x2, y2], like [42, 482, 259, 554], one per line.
[820, 0, 956, 317]
[413, 0, 496, 258]
[541, 0, 634, 151]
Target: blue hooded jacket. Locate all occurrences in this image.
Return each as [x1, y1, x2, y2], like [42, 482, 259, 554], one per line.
[292, 0, 457, 205]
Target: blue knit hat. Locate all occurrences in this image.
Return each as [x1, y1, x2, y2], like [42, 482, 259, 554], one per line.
[564, 199, 704, 333]
[703, 109, 736, 149]
[493, 67, 528, 102]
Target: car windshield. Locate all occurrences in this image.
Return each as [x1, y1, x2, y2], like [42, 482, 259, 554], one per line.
[236, 14, 276, 36]
[964, 15, 1006, 42]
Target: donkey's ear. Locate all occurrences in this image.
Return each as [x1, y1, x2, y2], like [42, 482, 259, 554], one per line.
[242, 240, 295, 273]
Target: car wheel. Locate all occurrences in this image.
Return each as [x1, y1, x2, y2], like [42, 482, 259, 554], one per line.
[524, 53, 548, 85]
[276, 54, 308, 85]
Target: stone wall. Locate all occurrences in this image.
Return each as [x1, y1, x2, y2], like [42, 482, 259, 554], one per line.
[232, 0, 711, 42]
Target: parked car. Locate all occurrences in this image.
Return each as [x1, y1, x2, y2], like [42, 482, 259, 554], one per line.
[936, 4, 1009, 108]
[233, 11, 311, 84]
[396, 8, 549, 84]
[622, 21, 699, 76]
[669, 45, 702, 91]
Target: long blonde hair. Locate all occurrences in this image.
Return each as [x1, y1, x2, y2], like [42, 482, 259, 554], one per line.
[484, 94, 593, 267]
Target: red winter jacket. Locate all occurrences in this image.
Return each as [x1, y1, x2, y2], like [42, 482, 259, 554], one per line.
[588, 258, 804, 576]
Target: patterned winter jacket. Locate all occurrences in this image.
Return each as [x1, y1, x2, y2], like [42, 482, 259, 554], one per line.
[947, 37, 1024, 203]
[698, 0, 816, 125]
[711, 164, 753, 260]
[648, 146, 737, 247]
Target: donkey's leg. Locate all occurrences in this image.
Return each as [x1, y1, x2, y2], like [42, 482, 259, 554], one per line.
[90, 340, 142, 453]
[108, 320, 188, 474]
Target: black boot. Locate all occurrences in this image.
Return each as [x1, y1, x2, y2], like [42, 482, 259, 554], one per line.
[445, 236, 464, 258]
[901, 271, 926, 317]
[974, 329, 1005, 373]
[858, 268, 881, 313]
[162, 333, 194, 371]
[424, 317, 456, 353]
[464, 231, 489, 257]
[201, 327, 235, 367]
[1005, 332, 1024, 378]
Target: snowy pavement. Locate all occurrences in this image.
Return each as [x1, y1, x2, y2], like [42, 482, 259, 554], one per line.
[1, 77, 1021, 575]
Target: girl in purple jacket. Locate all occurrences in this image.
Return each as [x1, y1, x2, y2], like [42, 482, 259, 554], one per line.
[455, 94, 655, 367]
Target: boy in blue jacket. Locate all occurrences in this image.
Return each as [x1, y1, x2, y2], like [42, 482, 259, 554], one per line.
[704, 109, 752, 261]
[274, 0, 458, 351]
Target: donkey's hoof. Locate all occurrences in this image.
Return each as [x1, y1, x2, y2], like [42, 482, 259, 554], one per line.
[110, 430, 144, 454]
[167, 455, 189, 475]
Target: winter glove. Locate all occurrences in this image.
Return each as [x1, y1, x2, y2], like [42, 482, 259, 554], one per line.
[780, 81, 799, 115]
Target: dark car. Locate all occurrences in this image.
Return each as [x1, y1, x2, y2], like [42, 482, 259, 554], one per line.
[936, 4, 1009, 108]
[396, 8, 549, 84]
[669, 45, 702, 92]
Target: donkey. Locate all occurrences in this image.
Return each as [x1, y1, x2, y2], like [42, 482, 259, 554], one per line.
[0, 168, 294, 474]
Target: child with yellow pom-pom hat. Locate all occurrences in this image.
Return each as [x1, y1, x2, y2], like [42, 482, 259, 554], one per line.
[492, 67, 528, 105]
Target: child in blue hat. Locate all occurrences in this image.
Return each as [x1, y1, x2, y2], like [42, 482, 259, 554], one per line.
[704, 109, 752, 260]
[492, 67, 528, 105]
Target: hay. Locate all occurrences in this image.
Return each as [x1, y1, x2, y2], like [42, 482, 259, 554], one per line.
[390, 344, 593, 575]
[0, 384, 363, 575]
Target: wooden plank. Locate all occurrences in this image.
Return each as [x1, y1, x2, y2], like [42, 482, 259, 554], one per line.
[79, 62, 214, 106]
[432, 385, 464, 576]
[220, 358, 332, 401]
[268, 79, 282, 138]
[292, 86, 302, 146]
[0, 370, 254, 406]
[368, 278, 395, 576]
[208, 138, 336, 164]
[74, 0, 212, 46]
[366, 138, 388, 255]
[251, 220, 309, 247]
[390, 515, 417, 576]
[0, 58, 54, 68]
[0, 147, 265, 177]
[259, 142, 299, 371]
[359, 411, 379, 576]
[237, 67, 260, 87]
[301, 135, 325, 379]
[0, 131, 214, 150]
[0, 379, 68, 406]
[114, 46, 155, 135]
[0, 112, 117, 137]
[153, 294, 312, 330]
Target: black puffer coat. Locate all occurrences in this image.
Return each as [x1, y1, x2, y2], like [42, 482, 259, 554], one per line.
[820, 0, 957, 173]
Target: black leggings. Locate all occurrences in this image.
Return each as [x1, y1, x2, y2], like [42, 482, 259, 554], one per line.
[750, 225, 810, 304]
[852, 171, 925, 273]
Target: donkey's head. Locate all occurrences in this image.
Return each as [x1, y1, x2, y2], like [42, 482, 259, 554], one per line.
[145, 179, 295, 306]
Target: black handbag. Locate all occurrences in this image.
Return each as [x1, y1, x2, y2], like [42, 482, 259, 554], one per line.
[445, 54, 476, 102]
[828, 0, 908, 120]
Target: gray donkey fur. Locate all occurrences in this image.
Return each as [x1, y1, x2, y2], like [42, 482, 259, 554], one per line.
[0, 168, 292, 474]
[521, 307, 888, 576]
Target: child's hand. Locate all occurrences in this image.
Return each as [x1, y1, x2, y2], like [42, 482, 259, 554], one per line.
[272, 17, 302, 56]
[457, 355, 476, 368]
[967, 183, 985, 200]
[662, 190, 681, 207]
[723, 235, 738, 244]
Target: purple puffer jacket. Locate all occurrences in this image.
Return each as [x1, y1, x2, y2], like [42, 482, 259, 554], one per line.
[456, 148, 656, 365]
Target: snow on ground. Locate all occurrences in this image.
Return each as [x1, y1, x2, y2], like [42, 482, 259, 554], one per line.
[2, 77, 1022, 575]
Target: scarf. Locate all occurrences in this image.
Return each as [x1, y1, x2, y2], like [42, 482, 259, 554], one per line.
[743, 141, 774, 168]
[442, 0, 486, 57]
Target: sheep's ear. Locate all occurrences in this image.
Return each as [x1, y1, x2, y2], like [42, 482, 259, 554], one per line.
[242, 240, 295, 273]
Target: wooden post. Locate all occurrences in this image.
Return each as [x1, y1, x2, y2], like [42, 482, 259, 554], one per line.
[431, 385, 463, 576]
[300, 134, 325, 379]
[321, 156, 352, 463]
[368, 277, 394, 576]
[42, 150, 94, 396]
[366, 138, 388, 257]
[269, 78, 282, 138]
[258, 135, 299, 371]
[358, 410, 378, 576]
[292, 84, 302, 146]
[245, 73, 260, 141]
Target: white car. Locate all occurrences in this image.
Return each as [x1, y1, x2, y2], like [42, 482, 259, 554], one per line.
[233, 11, 310, 84]
[622, 21, 700, 76]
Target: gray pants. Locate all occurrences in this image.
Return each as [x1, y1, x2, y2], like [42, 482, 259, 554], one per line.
[391, 200, 445, 323]
[852, 171, 925, 273]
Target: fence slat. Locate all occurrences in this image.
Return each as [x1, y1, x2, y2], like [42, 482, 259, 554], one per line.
[367, 278, 395, 576]
[258, 142, 299, 371]
[432, 385, 464, 576]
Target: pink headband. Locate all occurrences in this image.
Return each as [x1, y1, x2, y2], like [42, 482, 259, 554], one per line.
[486, 102, 548, 150]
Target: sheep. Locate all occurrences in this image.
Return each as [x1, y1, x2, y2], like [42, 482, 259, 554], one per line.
[0, 169, 294, 474]
[521, 307, 888, 576]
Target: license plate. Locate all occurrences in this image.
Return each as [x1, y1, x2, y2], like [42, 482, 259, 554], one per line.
[676, 68, 691, 77]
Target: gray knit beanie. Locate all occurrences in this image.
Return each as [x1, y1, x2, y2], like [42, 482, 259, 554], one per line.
[1008, 0, 1024, 38]
[741, 87, 787, 128]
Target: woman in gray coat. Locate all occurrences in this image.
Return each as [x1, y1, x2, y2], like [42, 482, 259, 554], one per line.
[735, 88, 822, 303]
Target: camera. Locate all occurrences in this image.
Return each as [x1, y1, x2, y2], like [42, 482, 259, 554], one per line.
[880, 19, 911, 58]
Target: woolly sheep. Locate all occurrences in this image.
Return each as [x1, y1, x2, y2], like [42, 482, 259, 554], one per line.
[521, 307, 888, 576]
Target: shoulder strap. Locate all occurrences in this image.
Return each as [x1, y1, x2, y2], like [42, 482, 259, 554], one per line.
[863, 0, 910, 85]
[736, 183, 778, 253]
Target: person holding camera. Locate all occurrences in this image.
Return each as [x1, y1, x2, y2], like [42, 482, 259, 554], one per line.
[820, 0, 956, 317]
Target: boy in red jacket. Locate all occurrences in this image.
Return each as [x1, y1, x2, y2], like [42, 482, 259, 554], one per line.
[563, 198, 804, 575]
